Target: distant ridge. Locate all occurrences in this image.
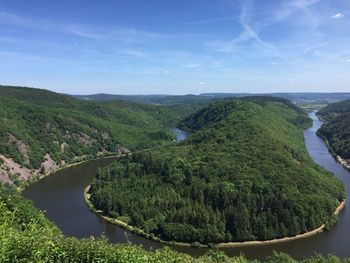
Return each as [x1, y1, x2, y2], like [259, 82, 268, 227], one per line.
[74, 92, 350, 105]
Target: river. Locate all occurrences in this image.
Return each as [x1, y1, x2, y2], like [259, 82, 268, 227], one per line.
[23, 114, 350, 260]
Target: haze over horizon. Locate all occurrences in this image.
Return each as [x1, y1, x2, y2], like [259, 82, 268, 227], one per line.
[0, 0, 349, 95]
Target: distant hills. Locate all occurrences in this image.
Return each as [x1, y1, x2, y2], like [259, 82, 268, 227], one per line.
[0, 85, 198, 185]
[89, 97, 344, 244]
[74, 92, 350, 105]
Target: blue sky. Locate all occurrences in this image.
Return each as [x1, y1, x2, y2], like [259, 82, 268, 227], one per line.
[0, 0, 349, 94]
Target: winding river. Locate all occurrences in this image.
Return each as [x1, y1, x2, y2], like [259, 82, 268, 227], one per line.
[23, 113, 350, 260]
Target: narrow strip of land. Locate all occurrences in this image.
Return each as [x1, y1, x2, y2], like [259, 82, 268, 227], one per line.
[336, 156, 350, 170]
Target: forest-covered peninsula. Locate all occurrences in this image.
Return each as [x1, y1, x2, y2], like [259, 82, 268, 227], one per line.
[89, 97, 345, 245]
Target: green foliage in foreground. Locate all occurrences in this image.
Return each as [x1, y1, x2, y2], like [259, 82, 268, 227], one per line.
[0, 85, 198, 172]
[0, 184, 349, 262]
[317, 100, 350, 159]
[90, 98, 344, 244]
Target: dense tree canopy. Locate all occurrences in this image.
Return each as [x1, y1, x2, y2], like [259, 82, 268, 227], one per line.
[90, 98, 345, 244]
[0, 85, 198, 181]
[317, 100, 350, 159]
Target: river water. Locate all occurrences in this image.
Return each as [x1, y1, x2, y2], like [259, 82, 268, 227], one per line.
[23, 114, 350, 260]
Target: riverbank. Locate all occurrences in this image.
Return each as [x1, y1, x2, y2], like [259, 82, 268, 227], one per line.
[315, 113, 350, 172]
[218, 200, 345, 248]
[83, 185, 204, 248]
[317, 133, 350, 171]
[18, 154, 122, 192]
[336, 156, 350, 170]
[84, 184, 346, 249]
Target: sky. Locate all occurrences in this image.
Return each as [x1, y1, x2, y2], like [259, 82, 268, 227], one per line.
[0, 0, 349, 95]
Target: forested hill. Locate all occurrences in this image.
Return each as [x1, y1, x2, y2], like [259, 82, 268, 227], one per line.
[0, 85, 198, 185]
[178, 97, 309, 132]
[317, 100, 350, 161]
[90, 97, 344, 245]
[317, 99, 350, 119]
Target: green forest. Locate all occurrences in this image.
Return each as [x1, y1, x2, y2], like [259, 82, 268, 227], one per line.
[0, 183, 349, 262]
[317, 100, 350, 159]
[89, 97, 345, 245]
[0, 86, 348, 262]
[0, 86, 199, 184]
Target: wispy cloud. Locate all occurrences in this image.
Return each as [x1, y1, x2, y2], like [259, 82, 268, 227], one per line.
[207, 0, 297, 67]
[332, 13, 345, 19]
[0, 10, 214, 43]
[184, 63, 201, 68]
[1, 1, 350, 93]
[288, 0, 320, 9]
[269, 0, 321, 27]
[303, 42, 330, 54]
[187, 16, 235, 25]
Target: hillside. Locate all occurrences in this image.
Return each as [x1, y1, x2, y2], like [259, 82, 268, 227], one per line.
[317, 100, 350, 164]
[0, 85, 198, 185]
[89, 98, 344, 244]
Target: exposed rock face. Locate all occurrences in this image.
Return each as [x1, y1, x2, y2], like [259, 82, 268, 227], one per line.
[0, 153, 59, 185]
[0, 154, 34, 183]
[7, 133, 30, 164]
[116, 144, 131, 155]
[74, 132, 95, 146]
[60, 142, 69, 153]
[102, 132, 110, 140]
[41, 154, 59, 174]
[0, 133, 130, 185]
[64, 131, 96, 146]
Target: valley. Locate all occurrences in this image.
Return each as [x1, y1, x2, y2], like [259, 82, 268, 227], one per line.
[1, 86, 349, 262]
[2, 1, 350, 261]
[18, 107, 350, 261]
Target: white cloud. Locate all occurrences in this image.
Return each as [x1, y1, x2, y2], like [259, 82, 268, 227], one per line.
[164, 70, 171, 74]
[332, 13, 345, 19]
[346, 59, 350, 63]
[198, 81, 206, 85]
[289, 78, 295, 82]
